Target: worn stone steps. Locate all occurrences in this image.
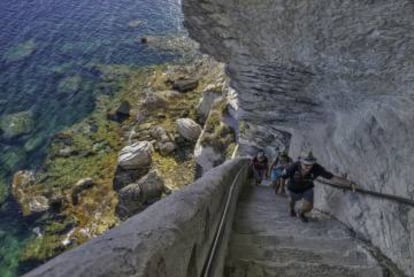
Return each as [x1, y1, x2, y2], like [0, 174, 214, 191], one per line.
[225, 259, 384, 277]
[224, 185, 384, 277]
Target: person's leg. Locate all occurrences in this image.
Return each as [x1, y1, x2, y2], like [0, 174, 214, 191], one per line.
[287, 190, 299, 217]
[252, 168, 261, 185]
[280, 179, 286, 195]
[298, 188, 314, 222]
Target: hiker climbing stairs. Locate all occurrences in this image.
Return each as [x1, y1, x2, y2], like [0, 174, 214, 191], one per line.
[224, 185, 385, 277]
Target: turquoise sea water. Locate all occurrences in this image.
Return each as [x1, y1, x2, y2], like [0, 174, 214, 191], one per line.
[0, 0, 184, 275]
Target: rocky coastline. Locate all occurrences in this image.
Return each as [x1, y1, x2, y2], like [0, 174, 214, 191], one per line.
[7, 46, 237, 270]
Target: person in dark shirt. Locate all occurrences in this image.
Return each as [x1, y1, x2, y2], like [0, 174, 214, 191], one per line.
[282, 151, 355, 222]
[250, 150, 269, 185]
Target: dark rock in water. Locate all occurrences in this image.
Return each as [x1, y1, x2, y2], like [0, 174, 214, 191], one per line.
[140, 37, 148, 44]
[172, 78, 199, 92]
[116, 170, 164, 219]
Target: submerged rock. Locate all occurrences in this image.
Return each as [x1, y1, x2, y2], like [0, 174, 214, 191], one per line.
[176, 118, 202, 141]
[3, 40, 36, 63]
[0, 110, 35, 140]
[127, 19, 143, 28]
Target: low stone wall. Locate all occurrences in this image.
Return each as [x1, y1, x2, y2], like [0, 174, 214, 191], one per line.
[24, 158, 249, 277]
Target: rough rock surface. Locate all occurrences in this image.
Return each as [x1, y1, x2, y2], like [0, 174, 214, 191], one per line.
[114, 141, 153, 191]
[150, 126, 176, 155]
[12, 171, 50, 216]
[116, 170, 165, 219]
[117, 141, 153, 170]
[196, 85, 223, 122]
[176, 118, 202, 141]
[194, 143, 224, 176]
[183, 0, 414, 274]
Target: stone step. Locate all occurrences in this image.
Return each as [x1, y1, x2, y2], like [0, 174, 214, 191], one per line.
[228, 243, 371, 267]
[224, 259, 384, 277]
[229, 234, 367, 256]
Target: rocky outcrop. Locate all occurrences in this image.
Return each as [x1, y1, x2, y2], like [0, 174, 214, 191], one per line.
[176, 118, 202, 141]
[116, 170, 165, 219]
[183, 0, 414, 274]
[150, 126, 176, 156]
[12, 171, 49, 216]
[117, 141, 153, 170]
[172, 78, 199, 92]
[196, 84, 223, 123]
[114, 141, 153, 191]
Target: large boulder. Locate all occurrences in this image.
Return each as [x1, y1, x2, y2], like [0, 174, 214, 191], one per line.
[196, 85, 223, 122]
[117, 141, 153, 170]
[143, 91, 168, 109]
[116, 170, 165, 219]
[194, 143, 225, 177]
[176, 118, 202, 141]
[114, 141, 153, 191]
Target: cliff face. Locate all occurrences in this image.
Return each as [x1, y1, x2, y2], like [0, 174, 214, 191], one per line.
[182, 0, 414, 275]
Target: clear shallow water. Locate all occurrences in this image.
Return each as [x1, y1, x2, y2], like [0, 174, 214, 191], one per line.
[0, 0, 184, 275]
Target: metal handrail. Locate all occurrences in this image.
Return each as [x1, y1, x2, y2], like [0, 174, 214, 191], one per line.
[317, 179, 414, 208]
[201, 161, 248, 277]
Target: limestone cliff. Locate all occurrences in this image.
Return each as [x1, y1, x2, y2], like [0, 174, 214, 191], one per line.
[182, 0, 414, 275]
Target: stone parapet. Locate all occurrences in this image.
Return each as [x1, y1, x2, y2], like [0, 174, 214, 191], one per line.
[24, 158, 249, 277]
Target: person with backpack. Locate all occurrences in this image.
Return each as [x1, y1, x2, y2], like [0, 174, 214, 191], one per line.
[281, 151, 355, 222]
[250, 150, 269, 186]
[269, 151, 292, 194]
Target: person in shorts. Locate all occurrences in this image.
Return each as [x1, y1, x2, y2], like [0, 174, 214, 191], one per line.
[269, 151, 292, 194]
[281, 151, 355, 222]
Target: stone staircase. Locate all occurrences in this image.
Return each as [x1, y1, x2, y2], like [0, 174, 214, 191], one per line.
[224, 185, 385, 277]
